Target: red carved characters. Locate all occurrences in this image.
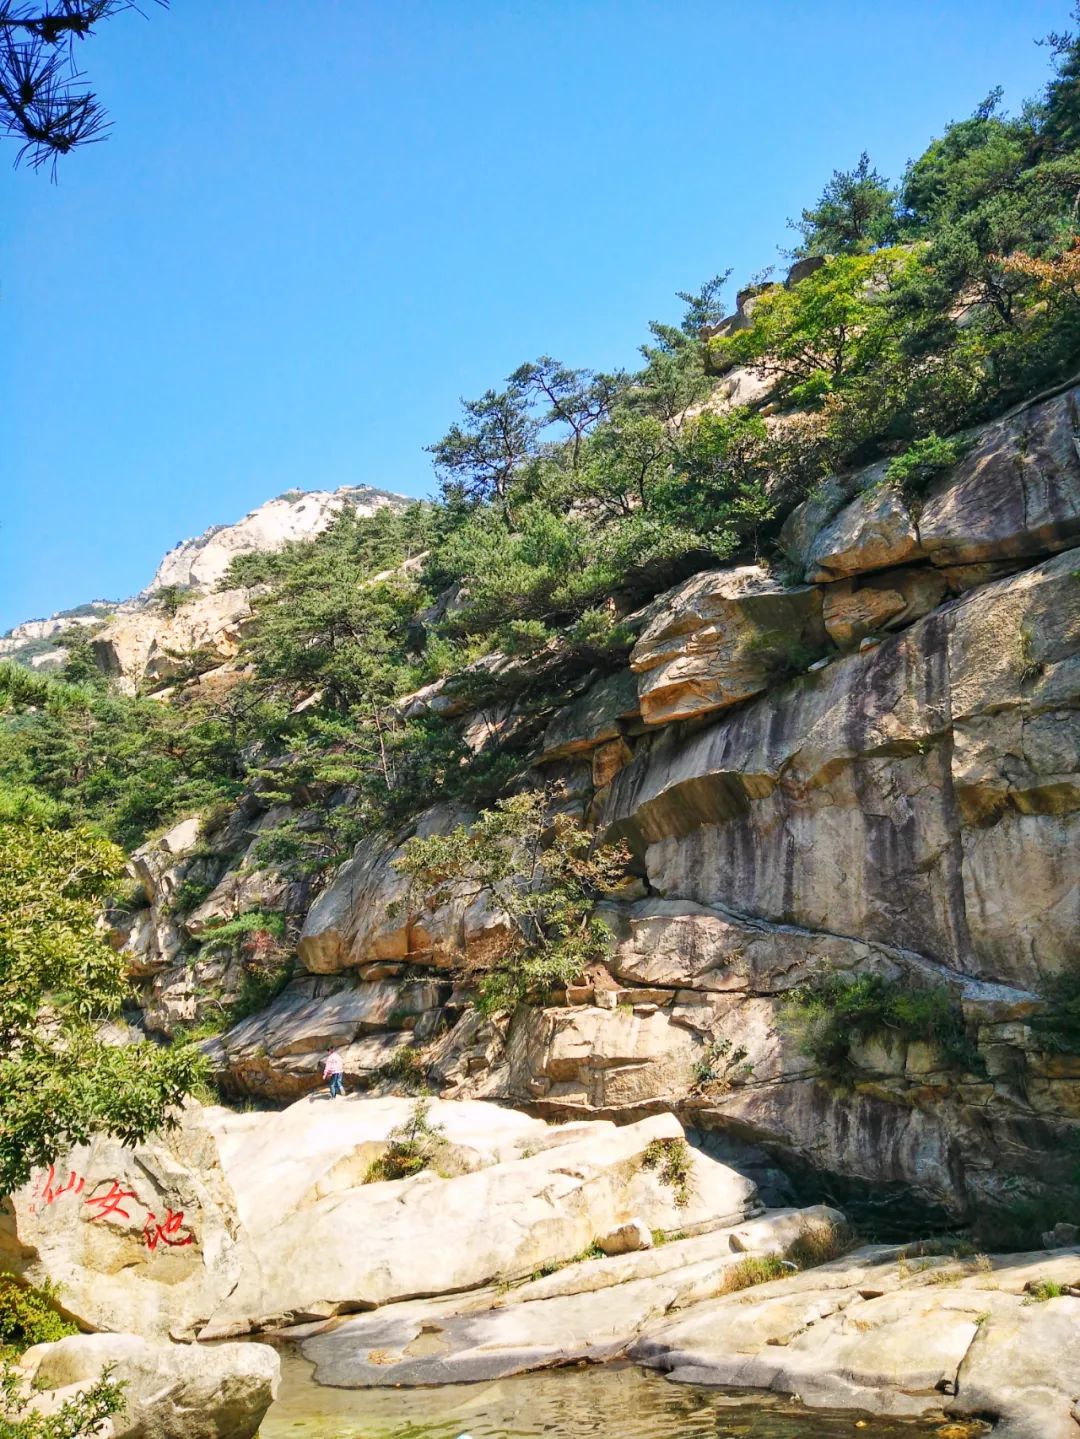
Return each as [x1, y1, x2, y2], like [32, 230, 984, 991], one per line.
[28, 1164, 85, 1214]
[28, 1165, 197, 1254]
[143, 1207, 194, 1251]
[83, 1180, 139, 1222]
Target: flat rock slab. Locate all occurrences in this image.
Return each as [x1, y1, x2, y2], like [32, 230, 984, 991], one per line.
[299, 1207, 842, 1387]
[630, 1245, 1080, 1427]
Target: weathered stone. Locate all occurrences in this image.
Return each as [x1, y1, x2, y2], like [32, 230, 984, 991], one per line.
[202, 1096, 546, 1234]
[19, 1333, 279, 1439]
[298, 807, 512, 974]
[821, 567, 948, 648]
[782, 385, 1080, 584]
[599, 550, 1080, 991]
[633, 1246, 1080, 1424]
[204, 1111, 759, 1334]
[630, 565, 827, 726]
[947, 1294, 1080, 1437]
[598, 1217, 653, 1255]
[536, 669, 640, 764]
[211, 976, 448, 1099]
[93, 589, 256, 694]
[298, 1207, 840, 1388]
[0, 1120, 244, 1340]
[147, 485, 402, 593]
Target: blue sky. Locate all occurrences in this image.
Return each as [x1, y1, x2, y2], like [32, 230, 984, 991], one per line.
[0, 0, 1067, 629]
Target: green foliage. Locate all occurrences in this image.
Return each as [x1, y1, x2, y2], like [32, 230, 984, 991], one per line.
[199, 910, 286, 948]
[0, 819, 204, 1195]
[363, 1100, 446, 1183]
[790, 151, 898, 256]
[1029, 969, 1080, 1053]
[153, 584, 189, 617]
[884, 432, 967, 501]
[1025, 1277, 1067, 1302]
[641, 1137, 693, 1209]
[784, 971, 978, 1077]
[373, 1045, 430, 1095]
[0, 1280, 77, 1353]
[692, 1037, 751, 1093]
[0, 1360, 124, 1439]
[393, 790, 631, 1015]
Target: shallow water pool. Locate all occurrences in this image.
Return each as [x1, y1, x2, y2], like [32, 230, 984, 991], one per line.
[259, 1350, 960, 1439]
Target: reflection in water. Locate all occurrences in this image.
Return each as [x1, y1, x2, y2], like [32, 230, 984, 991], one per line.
[260, 1350, 953, 1439]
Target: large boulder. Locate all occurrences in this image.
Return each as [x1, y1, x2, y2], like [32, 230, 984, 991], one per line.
[92, 589, 256, 694]
[200, 1096, 547, 1235]
[298, 807, 512, 974]
[631, 1245, 1080, 1423]
[203, 1110, 760, 1334]
[299, 1206, 844, 1387]
[209, 974, 450, 1100]
[629, 566, 827, 726]
[0, 1120, 243, 1340]
[536, 669, 640, 764]
[18, 1333, 278, 1439]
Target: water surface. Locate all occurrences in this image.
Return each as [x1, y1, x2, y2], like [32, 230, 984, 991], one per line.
[261, 1351, 958, 1439]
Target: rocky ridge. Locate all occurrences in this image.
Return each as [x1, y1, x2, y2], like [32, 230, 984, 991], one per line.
[0, 484, 405, 681]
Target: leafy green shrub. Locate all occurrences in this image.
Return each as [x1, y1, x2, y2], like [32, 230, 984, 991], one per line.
[198, 910, 286, 950]
[167, 876, 215, 918]
[1029, 970, 1080, 1054]
[884, 433, 966, 504]
[692, 1037, 751, 1093]
[364, 1100, 446, 1183]
[0, 1358, 125, 1438]
[0, 1279, 77, 1353]
[373, 1045, 430, 1095]
[784, 971, 979, 1076]
[641, 1137, 693, 1209]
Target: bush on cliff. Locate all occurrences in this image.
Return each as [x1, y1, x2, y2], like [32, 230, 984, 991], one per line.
[393, 790, 632, 1015]
[784, 972, 978, 1078]
[0, 819, 203, 1194]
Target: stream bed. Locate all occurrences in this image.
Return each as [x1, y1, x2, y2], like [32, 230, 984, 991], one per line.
[260, 1350, 963, 1438]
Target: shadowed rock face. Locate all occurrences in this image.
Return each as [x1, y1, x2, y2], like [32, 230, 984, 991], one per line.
[597, 549, 1080, 991]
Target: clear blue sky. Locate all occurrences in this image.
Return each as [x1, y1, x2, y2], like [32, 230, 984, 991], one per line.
[0, 0, 1067, 629]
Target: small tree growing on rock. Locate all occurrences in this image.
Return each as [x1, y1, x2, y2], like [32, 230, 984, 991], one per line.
[393, 790, 632, 1014]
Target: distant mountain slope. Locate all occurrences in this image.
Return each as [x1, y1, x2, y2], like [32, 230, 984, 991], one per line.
[0, 484, 409, 669]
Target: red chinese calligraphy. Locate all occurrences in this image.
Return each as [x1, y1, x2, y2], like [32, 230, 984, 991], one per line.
[28, 1165, 85, 1214]
[84, 1180, 138, 1222]
[143, 1207, 194, 1251]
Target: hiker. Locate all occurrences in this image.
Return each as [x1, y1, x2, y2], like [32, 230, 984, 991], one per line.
[322, 1047, 345, 1098]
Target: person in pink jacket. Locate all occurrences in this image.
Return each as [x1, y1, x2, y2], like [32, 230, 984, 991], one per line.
[322, 1047, 345, 1098]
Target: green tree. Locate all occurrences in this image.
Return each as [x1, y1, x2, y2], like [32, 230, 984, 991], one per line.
[0, 1, 159, 171]
[790, 152, 897, 255]
[0, 819, 202, 1196]
[426, 386, 539, 518]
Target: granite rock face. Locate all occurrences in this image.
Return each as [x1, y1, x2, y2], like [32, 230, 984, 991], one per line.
[781, 384, 1080, 582]
[599, 549, 1080, 990]
[630, 565, 827, 726]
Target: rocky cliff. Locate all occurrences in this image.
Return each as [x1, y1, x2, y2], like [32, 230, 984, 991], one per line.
[101, 380, 1080, 1237]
